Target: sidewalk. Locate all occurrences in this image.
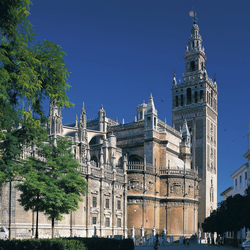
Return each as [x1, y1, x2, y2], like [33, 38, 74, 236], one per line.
[135, 243, 241, 250]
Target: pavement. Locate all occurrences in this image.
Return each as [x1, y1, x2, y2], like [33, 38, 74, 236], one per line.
[135, 243, 241, 250]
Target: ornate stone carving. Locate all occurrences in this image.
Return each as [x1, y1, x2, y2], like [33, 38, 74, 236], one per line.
[170, 182, 183, 195]
[127, 178, 143, 192]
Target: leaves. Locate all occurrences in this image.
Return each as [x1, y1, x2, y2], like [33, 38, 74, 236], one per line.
[202, 189, 250, 235]
[16, 136, 88, 222]
[0, 0, 73, 186]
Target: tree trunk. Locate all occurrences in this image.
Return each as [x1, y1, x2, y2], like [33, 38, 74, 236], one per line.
[8, 181, 12, 239]
[234, 230, 238, 247]
[70, 211, 73, 237]
[35, 195, 39, 239]
[52, 218, 54, 239]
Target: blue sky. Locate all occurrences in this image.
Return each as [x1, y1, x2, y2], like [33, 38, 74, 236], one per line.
[29, 0, 250, 203]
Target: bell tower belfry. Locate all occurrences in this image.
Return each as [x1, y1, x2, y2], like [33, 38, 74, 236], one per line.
[171, 12, 218, 233]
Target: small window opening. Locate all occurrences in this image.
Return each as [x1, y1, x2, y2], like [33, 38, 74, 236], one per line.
[180, 95, 184, 106]
[187, 88, 192, 104]
[194, 91, 198, 103]
[190, 61, 195, 71]
[175, 96, 179, 107]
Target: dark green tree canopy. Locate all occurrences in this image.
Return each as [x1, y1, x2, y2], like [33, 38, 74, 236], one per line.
[202, 189, 249, 242]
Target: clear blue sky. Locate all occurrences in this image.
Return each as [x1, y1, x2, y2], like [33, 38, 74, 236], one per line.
[29, 0, 250, 203]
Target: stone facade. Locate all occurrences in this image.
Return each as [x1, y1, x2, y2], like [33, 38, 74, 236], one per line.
[0, 95, 199, 239]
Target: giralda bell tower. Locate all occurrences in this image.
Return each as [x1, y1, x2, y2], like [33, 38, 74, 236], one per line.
[172, 12, 218, 232]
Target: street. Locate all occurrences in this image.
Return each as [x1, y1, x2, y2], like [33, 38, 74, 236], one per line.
[135, 243, 240, 250]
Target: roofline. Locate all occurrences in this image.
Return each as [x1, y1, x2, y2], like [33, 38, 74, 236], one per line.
[230, 163, 249, 178]
[220, 186, 233, 197]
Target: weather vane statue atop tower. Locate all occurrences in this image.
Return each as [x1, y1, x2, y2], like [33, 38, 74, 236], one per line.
[189, 10, 197, 24]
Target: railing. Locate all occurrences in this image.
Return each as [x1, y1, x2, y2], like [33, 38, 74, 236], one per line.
[159, 168, 198, 177]
[105, 171, 112, 180]
[127, 162, 154, 172]
[116, 173, 124, 183]
[127, 161, 144, 170]
[91, 167, 101, 178]
[109, 120, 144, 131]
[79, 161, 198, 179]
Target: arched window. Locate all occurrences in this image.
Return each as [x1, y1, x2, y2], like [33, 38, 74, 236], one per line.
[129, 155, 143, 163]
[175, 96, 179, 107]
[180, 94, 184, 106]
[190, 61, 195, 71]
[186, 88, 192, 104]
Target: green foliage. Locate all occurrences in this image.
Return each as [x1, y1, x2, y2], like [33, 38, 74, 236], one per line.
[15, 136, 88, 224]
[0, 238, 86, 250]
[66, 237, 134, 250]
[202, 188, 250, 238]
[0, 0, 73, 187]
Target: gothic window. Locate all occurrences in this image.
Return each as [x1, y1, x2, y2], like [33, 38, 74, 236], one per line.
[89, 136, 97, 145]
[186, 88, 192, 104]
[181, 94, 184, 106]
[194, 91, 198, 103]
[105, 198, 109, 209]
[190, 61, 195, 71]
[93, 197, 97, 207]
[117, 218, 121, 227]
[117, 200, 121, 210]
[175, 96, 179, 107]
[105, 217, 110, 227]
[129, 155, 142, 163]
[200, 90, 204, 102]
[154, 117, 156, 127]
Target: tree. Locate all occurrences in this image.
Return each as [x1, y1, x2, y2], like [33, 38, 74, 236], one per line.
[0, 0, 72, 184]
[243, 185, 250, 230]
[16, 136, 88, 238]
[0, 0, 73, 238]
[202, 194, 245, 247]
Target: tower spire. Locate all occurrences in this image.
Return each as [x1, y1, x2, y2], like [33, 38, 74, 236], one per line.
[80, 102, 86, 128]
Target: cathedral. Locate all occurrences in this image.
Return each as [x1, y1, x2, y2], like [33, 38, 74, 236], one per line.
[0, 14, 217, 239]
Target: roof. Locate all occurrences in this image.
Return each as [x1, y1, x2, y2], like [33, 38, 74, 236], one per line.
[220, 186, 233, 197]
[230, 162, 249, 178]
